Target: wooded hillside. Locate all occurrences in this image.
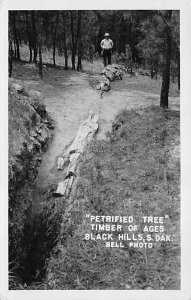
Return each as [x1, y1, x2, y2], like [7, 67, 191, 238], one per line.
[8, 10, 180, 106]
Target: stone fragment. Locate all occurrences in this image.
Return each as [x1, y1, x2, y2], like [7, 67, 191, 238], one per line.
[36, 135, 45, 145]
[57, 157, 64, 170]
[30, 130, 38, 138]
[57, 155, 70, 170]
[40, 128, 48, 143]
[11, 83, 24, 93]
[30, 136, 41, 148]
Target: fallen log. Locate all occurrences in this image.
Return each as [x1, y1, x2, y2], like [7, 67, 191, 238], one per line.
[96, 76, 110, 94]
[96, 64, 124, 96]
[100, 64, 123, 81]
[55, 113, 99, 196]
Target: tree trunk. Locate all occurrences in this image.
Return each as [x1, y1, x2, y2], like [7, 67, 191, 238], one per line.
[56, 113, 99, 197]
[39, 43, 43, 78]
[37, 12, 43, 77]
[160, 10, 172, 108]
[25, 11, 33, 63]
[29, 46, 33, 63]
[53, 44, 56, 66]
[51, 12, 59, 67]
[9, 42, 13, 77]
[62, 11, 68, 70]
[12, 11, 20, 60]
[77, 11, 82, 71]
[33, 47, 38, 64]
[70, 11, 76, 70]
[13, 39, 16, 59]
[8, 12, 13, 77]
[31, 11, 37, 63]
[53, 34, 56, 66]
[178, 59, 180, 90]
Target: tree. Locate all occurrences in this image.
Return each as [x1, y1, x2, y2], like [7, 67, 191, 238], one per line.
[51, 11, 59, 66]
[160, 10, 172, 108]
[170, 10, 180, 90]
[8, 9, 179, 89]
[38, 41, 43, 77]
[77, 10, 82, 71]
[8, 12, 14, 77]
[62, 11, 68, 70]
[8, 42, 13, 77]
[137, 13, 164, 73]
[12, 11, 20, 60]
[31, 11, 37, 64]
[70, 11, 77, 70]
[25, 11, 33, 63]
[36, 11, 49, 78]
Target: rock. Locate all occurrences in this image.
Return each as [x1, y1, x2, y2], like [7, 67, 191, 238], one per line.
[48, 124, 54, 130]
[101, 83, 110, 92]
[36, 128, 41, 134]
[57, 155, 70, 170]
[40, 128, 49, 143]
[115, 70, 123, 80]
[96, 76, 110, 93]
[57, 157, 64, 170]
[105, 71, 115, 81]
[36, 135, 45, 145]
[55, 180, 69, 196]
[33, 113, 41, 126]
[47, 183, 57, 194]
[96, 84, 101, 90]
[10, 82, 25, 94]
[30, 130, 38, 138]
[30, 136, 41, 149]
[27, 143, 35, 153]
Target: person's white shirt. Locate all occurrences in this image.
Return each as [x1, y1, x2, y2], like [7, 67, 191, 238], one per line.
[100, 38, 113, 50]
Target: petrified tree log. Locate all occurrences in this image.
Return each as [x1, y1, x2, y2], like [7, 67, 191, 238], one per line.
[55, 113, 99, 197]
[96, 64, 124, 96]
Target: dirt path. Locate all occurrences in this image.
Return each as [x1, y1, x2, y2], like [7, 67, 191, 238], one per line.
[20, 66, 179, 211]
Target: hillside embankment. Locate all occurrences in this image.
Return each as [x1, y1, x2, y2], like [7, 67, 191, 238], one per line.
[9, 79, 54, 287]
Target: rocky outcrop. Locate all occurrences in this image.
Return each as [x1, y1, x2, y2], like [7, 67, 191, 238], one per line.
[8, 80, 54, 267]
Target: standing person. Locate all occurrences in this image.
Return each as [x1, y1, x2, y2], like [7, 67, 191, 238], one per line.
[100, 33, 113, 67]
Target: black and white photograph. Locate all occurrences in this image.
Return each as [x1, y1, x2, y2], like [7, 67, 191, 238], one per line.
[1, 0, 191, 299]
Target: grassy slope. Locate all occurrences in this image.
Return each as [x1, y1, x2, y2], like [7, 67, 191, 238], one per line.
[43, 106, 180, 290]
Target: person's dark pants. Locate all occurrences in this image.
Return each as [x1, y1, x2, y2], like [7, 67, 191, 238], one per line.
[103, 49, 111, 67]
